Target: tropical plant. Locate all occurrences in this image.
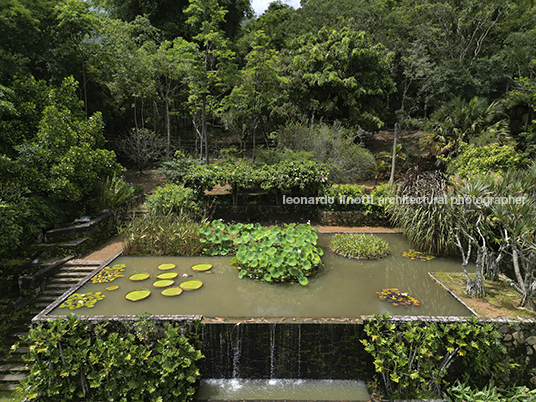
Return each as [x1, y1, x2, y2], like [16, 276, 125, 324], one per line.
[145, 183, 199, 216]
[160, 151, 200, 184]
[330, 233, 390, 260]
[447, 380, 536, 402]
[93, 176, 135, 212]
[230, 223, 323, 286]
[18, 314, 202, 401]
[199, 220, 259, 256]
[421, 96, 510, 158]
[389, 168, 456, 255]
[120, 212, 205, 256]
[361, 314, 512, 400]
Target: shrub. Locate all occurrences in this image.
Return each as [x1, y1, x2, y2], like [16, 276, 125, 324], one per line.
[276, 121, 375, 183]
[145, 183, 198, 216]
[447, 381, 536, 402]
[447, 143, 529, 179]
[230, 223, 323, 286]
[116, 127, 166, 172]
[19, 315, 202, 401]
[93, 176, 135, 213]
[330, 233, 390, 259]
[361, 314, 513, 400]
[120, 213, 204, 256]
[254, 148, 314, 165]
[160, 151, 199, 184]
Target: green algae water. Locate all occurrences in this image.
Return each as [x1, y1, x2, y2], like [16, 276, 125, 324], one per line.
[47, 234, 472, 318]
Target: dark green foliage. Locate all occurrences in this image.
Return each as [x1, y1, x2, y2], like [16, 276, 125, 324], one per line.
[330, 233, 390, 260]
[160, 152, 200, 184]
[362, 314, 515, 399]
[120, 213, 205, 256]
[93, 176, 136, 213]
[19, 315, 203, 401]
[447, 381, 536, 402]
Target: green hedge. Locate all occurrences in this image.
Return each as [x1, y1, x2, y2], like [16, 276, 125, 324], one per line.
[19, 315, 202, 402]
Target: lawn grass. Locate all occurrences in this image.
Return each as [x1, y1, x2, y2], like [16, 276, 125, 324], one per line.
[433, 272, 536, 319]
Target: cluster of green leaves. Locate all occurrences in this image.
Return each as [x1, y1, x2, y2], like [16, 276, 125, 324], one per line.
[230, 223, 323, 286]
[199, 220, 260, 256]
[447, 381, 536, 402]
[93, 176, 135, 213]
[329, 233, 390, 260]
[361, 314, 514, 400]
[18, 315, 202, 401]
[120, 213, 205, 256]
[447, 143, 529, 179]
[145, 183, 199, 216]
[160, 152, 200, 184]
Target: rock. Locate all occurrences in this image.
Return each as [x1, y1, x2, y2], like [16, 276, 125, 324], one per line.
[528, 346, 534, 356]
[513, 332, 520, 340]
[526, 336, 536, 345]
[504, 334, 512, 341]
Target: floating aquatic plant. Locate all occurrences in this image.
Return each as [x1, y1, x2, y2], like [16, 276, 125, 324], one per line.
[129, 273, 150, 281]
[403, 249, 435, 261]
[191, 263, 212, 272]
[376, 288, 420, 307]
[125, 289, 151, 302]
[105, 285, 119, 291]
[60, 292, 105, 310]
[161, 287, 183, 297]
[179, 279, 203, 291]
[158, 263, 176, 271]
[156, 272, 178, 280]
[152, 279, 175, 288]
[91, 264, 126, 284]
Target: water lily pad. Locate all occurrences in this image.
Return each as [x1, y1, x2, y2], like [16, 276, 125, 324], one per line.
[60, 292, 105, 310]
[161, 287, 183, 297]
[91, 264, 126, 284]
[152, 279, 175, 288]
[105, 285, 119, 291]
[158, 263, 176, 271]
[129, 272, 150, 281]
[179, 279, 203, 291]
[191, 263, 213, 272]
[156, 272, 178, 280]
[125, 289, 151, 302]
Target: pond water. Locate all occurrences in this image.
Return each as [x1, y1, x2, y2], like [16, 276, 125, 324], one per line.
[195, 379, 370, 401]
[47, 234, 472, 318]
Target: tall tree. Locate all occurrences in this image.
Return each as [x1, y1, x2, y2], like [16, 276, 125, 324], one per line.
[185, 0, 236, 163]
[223, 29, 287, 158]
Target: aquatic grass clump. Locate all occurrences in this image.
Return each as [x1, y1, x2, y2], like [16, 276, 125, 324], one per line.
[120, 213, 205, 256]
[330, 233, 390, 260]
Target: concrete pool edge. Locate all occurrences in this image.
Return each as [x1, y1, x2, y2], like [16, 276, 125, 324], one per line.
[428, 272, 479, 317]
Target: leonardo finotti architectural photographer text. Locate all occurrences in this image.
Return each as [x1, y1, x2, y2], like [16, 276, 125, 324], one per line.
[282, 194, 526, 206]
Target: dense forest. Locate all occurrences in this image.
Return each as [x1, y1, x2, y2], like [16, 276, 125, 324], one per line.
[2, 0, 536, 257]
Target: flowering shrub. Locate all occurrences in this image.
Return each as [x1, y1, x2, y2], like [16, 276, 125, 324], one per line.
[145, 183, 198, 216]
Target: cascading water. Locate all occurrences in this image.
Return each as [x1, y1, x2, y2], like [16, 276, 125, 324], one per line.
[232, 324, 242, 378]
[269, 323, 276, 378]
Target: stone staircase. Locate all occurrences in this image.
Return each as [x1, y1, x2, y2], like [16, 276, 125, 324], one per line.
[0, 259, 102, 392]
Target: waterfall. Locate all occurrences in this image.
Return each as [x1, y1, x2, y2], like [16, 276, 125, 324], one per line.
[232, 324, 242, 378]
[269, 323, 276, 378]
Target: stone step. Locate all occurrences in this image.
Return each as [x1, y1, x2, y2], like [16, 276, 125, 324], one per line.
[64, 259, 103, 267]
[0, 364, 28, 373]
[41, 289, 69, 297]
[54, 271, 91, 278]
[0, 382, 20, 391]
[0, 373, 28, 382]
[0, 355, 25, 364]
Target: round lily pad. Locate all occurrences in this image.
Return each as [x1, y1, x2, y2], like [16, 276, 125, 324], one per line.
[125, 289, 151, 302]
[105, 285, 119, 291]
[161, 287, 183, 297]
[191, 263, 213, 272]
[152, 279, 175, 288]
[158, 263, 176, 271]
[156, 272, 178, 280]
[179, 279, 203, 291]
[129, 272, 150, 281]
